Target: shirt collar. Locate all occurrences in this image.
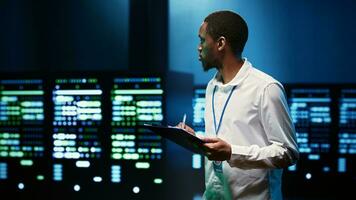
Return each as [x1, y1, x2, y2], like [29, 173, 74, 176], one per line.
[211, 57, 252, 87]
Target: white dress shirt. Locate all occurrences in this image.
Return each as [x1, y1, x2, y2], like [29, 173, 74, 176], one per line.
[203, 58, 299, 200]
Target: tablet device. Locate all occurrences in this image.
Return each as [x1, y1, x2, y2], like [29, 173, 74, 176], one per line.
[142, 124, 208, 155]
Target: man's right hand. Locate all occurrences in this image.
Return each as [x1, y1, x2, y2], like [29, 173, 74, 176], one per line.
[176, 123, 196, 136]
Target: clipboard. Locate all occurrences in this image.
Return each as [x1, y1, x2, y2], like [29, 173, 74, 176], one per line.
[142, 124, 208, 155]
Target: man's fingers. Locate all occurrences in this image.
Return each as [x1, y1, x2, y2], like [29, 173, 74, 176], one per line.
[176, 122, 183, 128]
[204, 143, 213, 149]
[201, 137, 219, 143]
[177, 122, 187, 129]
[177, 123, 186, 130]
[205, 151, 218, 161]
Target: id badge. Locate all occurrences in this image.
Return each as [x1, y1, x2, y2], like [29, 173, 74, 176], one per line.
[213, 161, 223, 173]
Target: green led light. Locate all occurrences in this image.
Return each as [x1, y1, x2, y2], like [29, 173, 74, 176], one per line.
[113, 89, 163, 95]
[0, 146, 9, 150]
[112, 153, 122, 159]
[88, 78, 98, 83]
[0, 152, 8, 157]
[1, 96, 17, 102]
[37, 175, 45, 181]
[112, 148, 123, 153]
[123, 153, 139, 160]
[1, 90, 44, 95]
[135, 162, 150, 169]
[55, 79, 68, 84]
[21, 101, 43, 107]
[77, 101, 101, 107]
[153, 178, 163, 184]
[20, 159, 33, 166]
[21, 108, 43, 113]
[7, 106, 20, 110]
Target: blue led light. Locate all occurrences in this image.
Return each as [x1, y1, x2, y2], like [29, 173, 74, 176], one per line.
[338, 89, 356, 173]
[53, 164, 63, 181]
[288, 164, 297, 171]
[111, 165, 121, 183]
[308, 154, 320, 160]
[0, 79, 42, 84]
[193, 88, 206, 137]
[323, 166, 330, 172]
[192, 154, 202, 169]
[338, 158, 346, 173]
[0, 163, 7, 180]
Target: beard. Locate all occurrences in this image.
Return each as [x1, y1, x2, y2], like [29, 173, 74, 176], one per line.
[202, 62, 213, 72]
[201, 57, 217, 72]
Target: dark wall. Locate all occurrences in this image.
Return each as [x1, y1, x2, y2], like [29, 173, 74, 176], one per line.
[0, 0, 38, 71]
[0, 0, 129, 72]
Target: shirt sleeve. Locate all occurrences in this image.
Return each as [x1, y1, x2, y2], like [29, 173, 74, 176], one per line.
[227, 83, 299, 169]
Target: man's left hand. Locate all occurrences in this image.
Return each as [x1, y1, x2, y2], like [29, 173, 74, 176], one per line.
[201, 137, 232, 161]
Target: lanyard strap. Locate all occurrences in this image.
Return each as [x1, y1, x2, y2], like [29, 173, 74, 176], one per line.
[212, 85, 236, 135]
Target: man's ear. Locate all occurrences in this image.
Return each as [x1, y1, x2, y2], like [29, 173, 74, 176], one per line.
[217, 36, 226, 51]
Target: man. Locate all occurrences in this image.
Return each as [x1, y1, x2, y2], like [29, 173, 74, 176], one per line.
[178, 10, 299, 200]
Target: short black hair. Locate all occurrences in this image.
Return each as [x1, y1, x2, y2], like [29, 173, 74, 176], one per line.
[204, 10, 248, 55]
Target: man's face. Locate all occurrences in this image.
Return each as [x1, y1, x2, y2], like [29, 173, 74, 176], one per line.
[198, 22, 218, 71]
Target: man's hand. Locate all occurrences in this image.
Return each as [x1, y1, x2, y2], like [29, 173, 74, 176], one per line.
[176, 122, 196, 136]
[202, 137, 232, 161]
